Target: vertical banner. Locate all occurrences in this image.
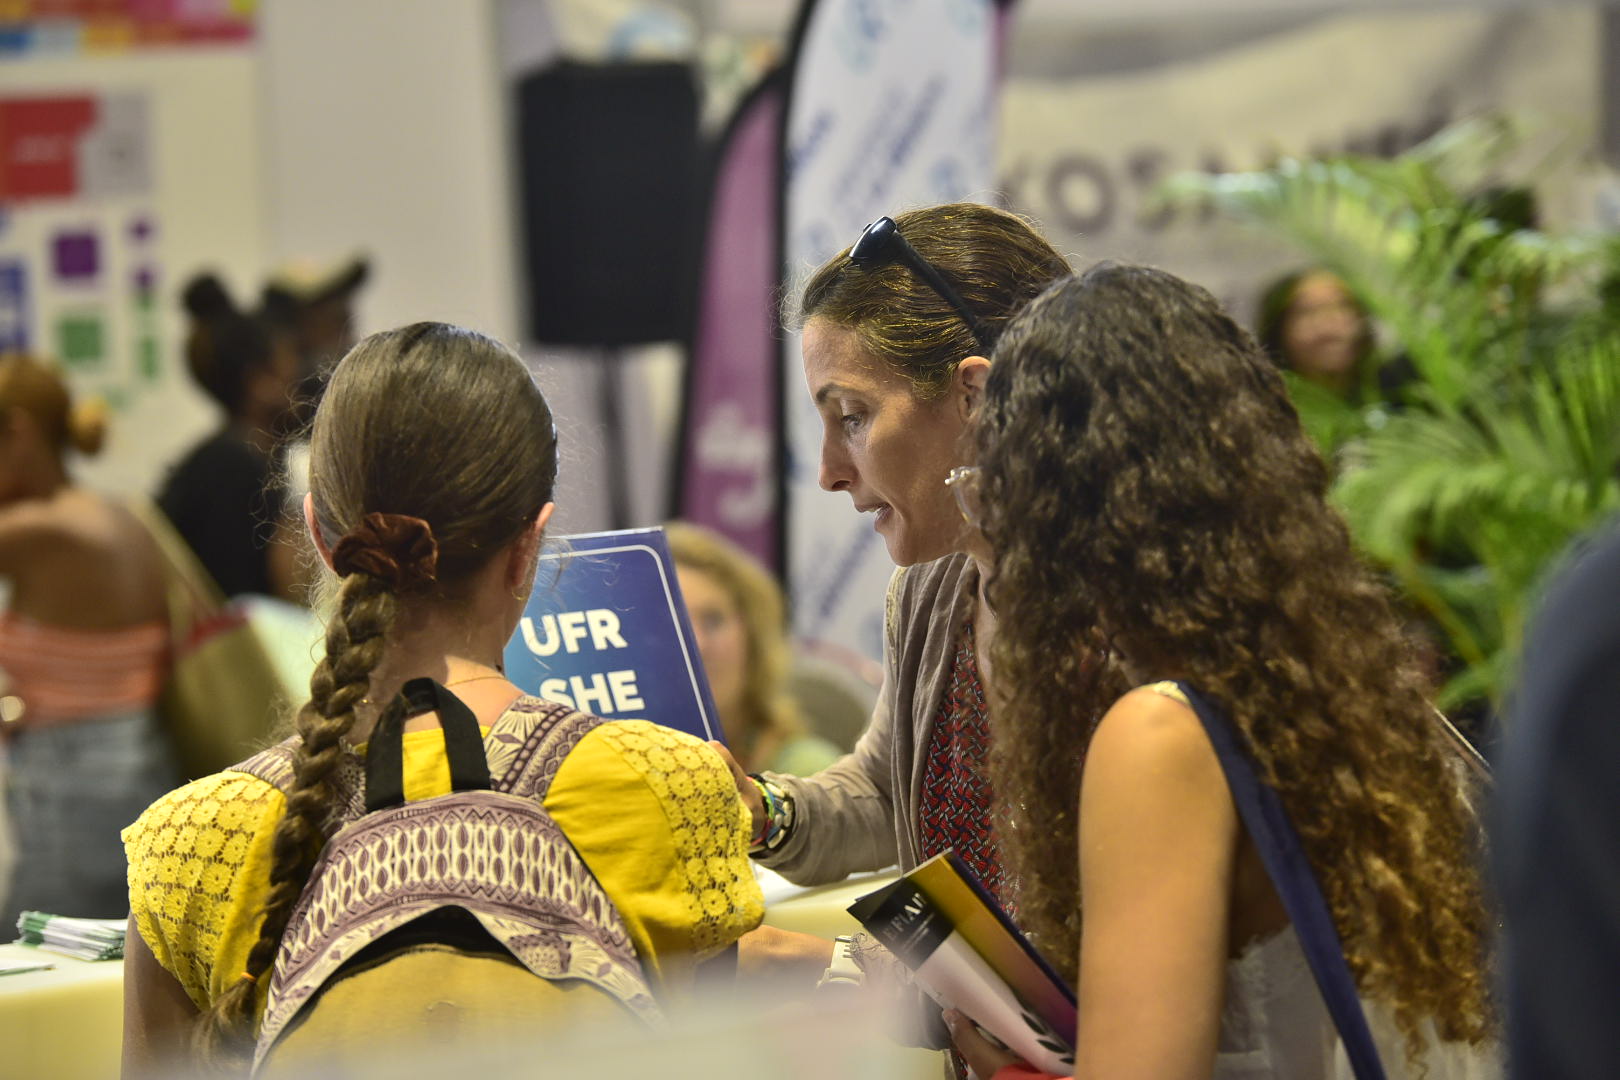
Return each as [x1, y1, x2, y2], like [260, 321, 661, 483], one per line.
[780, 0, 1001, 660]
[674, 75, 786, 569]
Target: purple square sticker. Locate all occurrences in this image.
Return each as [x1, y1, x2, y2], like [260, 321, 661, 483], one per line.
[52, 231, 99, 282]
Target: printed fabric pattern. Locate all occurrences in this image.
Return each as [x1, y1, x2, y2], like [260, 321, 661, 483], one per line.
[232, 698, 661, 1066]
[918, 618, 1007, 906]
[122, 700, 762, 1017]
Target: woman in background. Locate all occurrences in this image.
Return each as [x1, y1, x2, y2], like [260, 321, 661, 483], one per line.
[158, 274, 304, 602]
[0, 355, 175, 926]
[1257, 268, 1375, 399]
[952, 265, 1496, 1079]
[666, 521, 840, 775]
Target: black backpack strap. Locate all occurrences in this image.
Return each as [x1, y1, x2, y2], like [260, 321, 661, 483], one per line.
[1173, 682, 1389, 1080]
[364, 678, 492, 812]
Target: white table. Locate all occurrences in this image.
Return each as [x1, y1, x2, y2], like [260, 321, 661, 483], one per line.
[0, 941, 125, 1080]
[0, 871, 939, 1080]
[757, 865, 897, 937]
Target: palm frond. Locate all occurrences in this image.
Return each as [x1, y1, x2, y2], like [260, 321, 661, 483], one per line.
[1165, 115, 1620, 713]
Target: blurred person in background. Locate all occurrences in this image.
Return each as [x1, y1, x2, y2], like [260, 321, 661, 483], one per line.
[1257, 268, 1378, 400]
[665, 521, 841, 774]
[260, 254, 372, 603]
[0, 354, 177, 927]
[950, 265, 1497, 1079]
[1496, 524, 1620, 1080]
[259, 253, 368, 391]
[158, 274, 305, 602]
[123, 324, 762, 1074]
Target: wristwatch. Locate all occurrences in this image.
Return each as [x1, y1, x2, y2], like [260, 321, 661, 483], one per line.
[816, 935, 864, 991]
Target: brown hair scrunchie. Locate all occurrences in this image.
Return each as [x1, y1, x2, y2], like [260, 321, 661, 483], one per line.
[330, 512, 440, 589]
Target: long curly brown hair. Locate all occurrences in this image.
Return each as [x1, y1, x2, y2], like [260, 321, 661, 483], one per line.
[976, 264, 1494, 1058]
[195, 323, 558, 1063]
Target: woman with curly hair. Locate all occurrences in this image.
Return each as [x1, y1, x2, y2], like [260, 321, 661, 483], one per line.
[947, 265, 1498, 1079]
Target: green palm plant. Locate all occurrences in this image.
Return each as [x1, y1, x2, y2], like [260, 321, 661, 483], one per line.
[1159, 116, 1620, 712]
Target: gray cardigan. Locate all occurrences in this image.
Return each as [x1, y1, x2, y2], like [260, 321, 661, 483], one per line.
[761, 552, 979, 885]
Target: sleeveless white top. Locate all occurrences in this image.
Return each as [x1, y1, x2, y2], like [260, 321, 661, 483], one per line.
[1214, 925, 1501, 1079]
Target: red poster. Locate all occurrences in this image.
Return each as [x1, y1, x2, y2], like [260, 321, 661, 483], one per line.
[0, 97, 98, 201]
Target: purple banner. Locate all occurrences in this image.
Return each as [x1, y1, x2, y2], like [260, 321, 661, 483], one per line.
[673, 77, 784, 570]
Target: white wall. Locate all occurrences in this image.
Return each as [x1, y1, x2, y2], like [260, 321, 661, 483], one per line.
[259, 0, 519, 342]
[259, 0, 683, 536]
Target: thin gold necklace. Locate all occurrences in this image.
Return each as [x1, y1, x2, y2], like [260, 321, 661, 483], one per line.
[443, 673, 510, 689]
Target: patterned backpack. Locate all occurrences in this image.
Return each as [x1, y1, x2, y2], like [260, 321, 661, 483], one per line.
[230, 678, 662, 1071]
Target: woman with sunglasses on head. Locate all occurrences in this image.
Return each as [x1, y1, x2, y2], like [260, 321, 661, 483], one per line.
[719, 205, 1068, 948]
[947, 265, 1497, 1079]
[122, 324, 763, 1074]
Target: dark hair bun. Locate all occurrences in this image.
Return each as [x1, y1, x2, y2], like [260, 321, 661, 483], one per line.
[183, 273, 238, 321]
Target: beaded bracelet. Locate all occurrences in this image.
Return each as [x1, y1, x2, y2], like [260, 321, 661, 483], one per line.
[747, 774, 795, 854]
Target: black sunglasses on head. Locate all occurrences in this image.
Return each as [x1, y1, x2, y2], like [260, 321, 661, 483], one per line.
[849, 216, 994, 353]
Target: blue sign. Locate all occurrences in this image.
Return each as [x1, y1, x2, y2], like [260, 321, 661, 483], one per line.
[503, 527, 723, 743]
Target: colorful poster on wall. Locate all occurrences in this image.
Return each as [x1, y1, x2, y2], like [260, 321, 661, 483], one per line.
[0, 1, 256, 57]
[0, 260, 29, 352]
[0, 93, 151, 203]
[0, 89, 161, 419]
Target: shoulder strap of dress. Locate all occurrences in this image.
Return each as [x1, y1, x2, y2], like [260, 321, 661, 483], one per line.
[1170, 681, 1390, 1080]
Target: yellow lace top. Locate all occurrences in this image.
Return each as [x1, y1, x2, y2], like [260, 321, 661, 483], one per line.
[122, 718, 763, 1017]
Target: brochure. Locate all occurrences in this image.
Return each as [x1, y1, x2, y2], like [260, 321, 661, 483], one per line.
[848, 851, 1075, 1075]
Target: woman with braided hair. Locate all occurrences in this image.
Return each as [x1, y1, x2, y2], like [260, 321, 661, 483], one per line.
[121, 324, 763, 1074]
[944, 265, 1498, 1079]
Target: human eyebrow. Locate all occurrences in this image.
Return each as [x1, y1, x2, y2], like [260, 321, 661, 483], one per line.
[814, 382, 860, 407]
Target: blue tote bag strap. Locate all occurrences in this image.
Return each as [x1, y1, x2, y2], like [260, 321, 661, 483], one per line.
[1173, 682, 1389, 1080]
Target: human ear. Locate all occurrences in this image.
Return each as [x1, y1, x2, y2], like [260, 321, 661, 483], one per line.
[955, 356, 991, 422]
[304, 492, 335, 571]
[506, 502, 556, 589]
